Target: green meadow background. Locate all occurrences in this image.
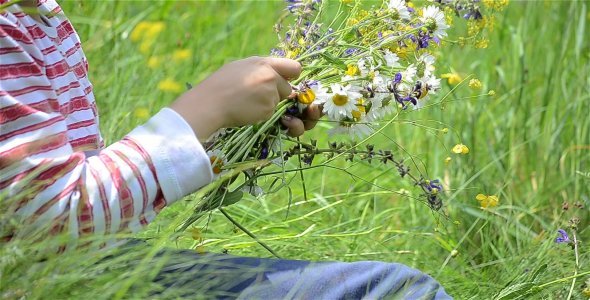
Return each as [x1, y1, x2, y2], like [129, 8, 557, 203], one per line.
[2, 0, 589, 299]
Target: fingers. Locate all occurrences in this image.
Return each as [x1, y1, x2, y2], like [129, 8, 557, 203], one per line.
[302, 104, 322, 130]
[280, 115, 305, 137]
[276, 76, 293, 101]
[265, 57, 302, 80]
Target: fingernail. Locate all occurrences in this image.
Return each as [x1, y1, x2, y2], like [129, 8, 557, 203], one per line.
[281, 115, 293, 122]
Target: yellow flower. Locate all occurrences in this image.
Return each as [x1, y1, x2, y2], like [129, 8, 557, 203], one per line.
[287, 49, 300, 59]
[488, 90, 496, 96]
[345, 64, 359, 76]
[452, 143, 470, 154]
[476, 194, 499, 208]
[297, 88, 316, 105]
[147, 56, 161, 69]
[146, 22, 165, 40]
[469, 78, 482, 90]
[130, 21, 165, 42]
[441, 73, 462, 85]
[172, 49, 192, 63]
[157, 78, 183, 93]
[444, 156, 452, 164]
[441, 127, 449, 134]
[134, 107, 150, 120]
[347, 18, 360, 26]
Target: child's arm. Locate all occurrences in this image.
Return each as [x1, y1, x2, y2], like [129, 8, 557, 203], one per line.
[0, 16, 303, 242]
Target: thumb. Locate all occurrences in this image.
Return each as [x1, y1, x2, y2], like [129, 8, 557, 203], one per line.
[264, 57, 302, 80]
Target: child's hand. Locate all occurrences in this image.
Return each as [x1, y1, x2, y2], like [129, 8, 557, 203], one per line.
[280, 103, 322, 137]
[170, 56, 310, 141]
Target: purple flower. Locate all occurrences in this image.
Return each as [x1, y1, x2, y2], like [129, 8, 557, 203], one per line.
[270, 48, 286, 57]
[343, 48, 359, 57]
[259, 142, 269, 159]
[393, 73, 403, 84]
[555, 229, 571, 244]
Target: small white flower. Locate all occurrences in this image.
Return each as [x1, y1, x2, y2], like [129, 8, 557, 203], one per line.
[357, 57, 381, 77]
[421, 6, 449, 39]
[366, 95, 395, 120]
[388, 0, 411, 20]
[207, 149, 228, 178]
[417, 53, 436, 77]
[241, 184, 264, 197]
[316, 83, 362, 120]
[402, 64, 417, 81]
[423, 75, 441, 94]
[329, 121, 374, 140]
[206, 128, 228, 143]
[413, 75, 441, 109]
[383, 50, 401, 68]
[298, 80, 329, 111]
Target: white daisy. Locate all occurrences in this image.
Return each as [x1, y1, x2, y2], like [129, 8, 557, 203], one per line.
[421, 6, 449, 39]
[315, 83, 362, 120]
[207, 149, 228, 178]
[388, 0, 411, 20]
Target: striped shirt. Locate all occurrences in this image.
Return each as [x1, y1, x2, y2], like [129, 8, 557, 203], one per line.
[0, 0, 213, 242]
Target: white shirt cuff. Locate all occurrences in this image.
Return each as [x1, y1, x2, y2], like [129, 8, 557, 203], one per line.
[126, 107, 213, 203]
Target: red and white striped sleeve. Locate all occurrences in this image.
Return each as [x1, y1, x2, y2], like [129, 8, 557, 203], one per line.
[0, 14, 213, 241]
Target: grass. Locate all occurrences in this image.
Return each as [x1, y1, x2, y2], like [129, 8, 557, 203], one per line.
[1, 0, 589, 299]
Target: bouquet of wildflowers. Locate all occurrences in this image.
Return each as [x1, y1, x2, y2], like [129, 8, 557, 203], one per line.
[181, 0, 507, 230]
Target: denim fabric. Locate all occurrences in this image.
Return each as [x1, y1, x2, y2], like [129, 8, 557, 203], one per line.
[153, 250, 452, 299]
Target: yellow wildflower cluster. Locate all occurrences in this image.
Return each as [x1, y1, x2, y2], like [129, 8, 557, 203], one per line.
[469, 78, 482, 89]
[476, 194, 499, 208]
[444, 7, 454, 26]
[130, 21, 165, 55]
[482, 0, 509, 11]
[475, 38, 489, 49]
[452, 143, 470, 154]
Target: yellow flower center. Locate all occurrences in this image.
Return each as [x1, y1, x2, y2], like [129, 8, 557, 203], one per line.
[209, 156, 224, 174]
[297, 88, 316, 105]
[332, 94, 349, 106]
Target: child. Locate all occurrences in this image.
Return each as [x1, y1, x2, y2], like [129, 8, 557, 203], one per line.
[0, 0, 451, 298]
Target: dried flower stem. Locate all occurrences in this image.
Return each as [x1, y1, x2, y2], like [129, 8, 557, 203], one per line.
[566, 231, 579, 300]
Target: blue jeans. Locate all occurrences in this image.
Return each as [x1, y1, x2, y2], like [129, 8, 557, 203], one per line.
[153, 250, 452, 299]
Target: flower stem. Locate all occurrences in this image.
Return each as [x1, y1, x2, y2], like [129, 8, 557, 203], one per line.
[566, 231, 579, 300]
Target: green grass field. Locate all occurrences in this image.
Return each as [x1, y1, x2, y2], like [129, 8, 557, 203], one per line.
[1, 0, 589, 299]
